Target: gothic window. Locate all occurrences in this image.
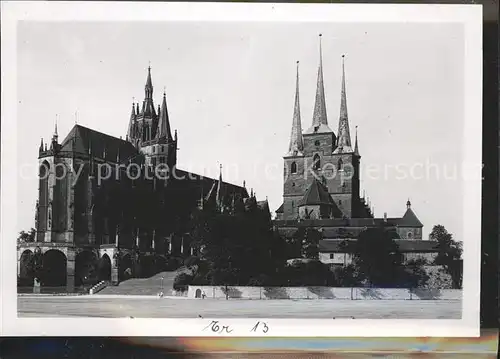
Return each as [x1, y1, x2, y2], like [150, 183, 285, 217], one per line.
[337, 158, 343, 170]
[314, 140, 320, 146]
[313, 154, 321, 170]
[38, 161, 50, 233]
[291, 162, 297, 174]
[153, 147, 156, 153]
[330, 253, 334, 259]
[292, 182, 295, 187]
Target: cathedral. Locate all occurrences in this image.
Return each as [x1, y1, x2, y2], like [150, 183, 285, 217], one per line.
[17, 67, 255, 292]
[273, 36, 438, 267]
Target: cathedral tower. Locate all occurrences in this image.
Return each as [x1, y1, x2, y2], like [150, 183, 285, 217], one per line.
[127, 66, 178, 172]
[280, 37, 367, 220]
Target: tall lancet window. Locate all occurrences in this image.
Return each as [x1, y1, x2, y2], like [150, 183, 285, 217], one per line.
[313, 154, 321, 170]
[291, 162, 297, 174]
[337, 158, 343, 170]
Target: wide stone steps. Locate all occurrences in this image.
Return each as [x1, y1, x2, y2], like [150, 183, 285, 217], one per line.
[98, 271, 178, 296]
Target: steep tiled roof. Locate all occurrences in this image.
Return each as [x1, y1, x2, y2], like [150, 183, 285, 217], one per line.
[59, 125, 139, 162]
[298, 179, 332, 206]
[399, 208, 423, 227]
[319, 239, 438, 253]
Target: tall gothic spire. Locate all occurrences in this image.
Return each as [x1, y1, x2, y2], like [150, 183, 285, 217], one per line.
[145, 65, 153, 99]
[157, 90, 173, 141]
[306, 34, 331, 134]
[334, 55, 353, 154]
[287, 61, 304, 156]
[142, 65, 155, 117]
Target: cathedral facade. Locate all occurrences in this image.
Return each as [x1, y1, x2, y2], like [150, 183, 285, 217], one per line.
[273, 36, 437, 266]
[17, 67, 250, 292]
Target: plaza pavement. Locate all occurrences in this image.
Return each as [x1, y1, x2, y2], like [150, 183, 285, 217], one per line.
[17, 295, 462, 319]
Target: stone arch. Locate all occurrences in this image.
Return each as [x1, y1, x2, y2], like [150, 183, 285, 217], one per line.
[42, 249, 67, 287]
[119, 253, 134, 281]
[75, 250, 98, 287]
[98, 254, 112, 281]
[37, 161, 50, 236]
[195, 288, 202, 298]
[19, 250, 34, 285]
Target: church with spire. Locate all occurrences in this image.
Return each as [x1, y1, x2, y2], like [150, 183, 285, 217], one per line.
[19, 66, 259, 292]
[274, 35, 435, 267]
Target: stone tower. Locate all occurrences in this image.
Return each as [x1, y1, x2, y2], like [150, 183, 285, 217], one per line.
[282, 35, 367, 220]
[127, 66, 178, 172]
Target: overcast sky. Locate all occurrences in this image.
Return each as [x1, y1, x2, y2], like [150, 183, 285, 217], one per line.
[17, 21, 465, 241]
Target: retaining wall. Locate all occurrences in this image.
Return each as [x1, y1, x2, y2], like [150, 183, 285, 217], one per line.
[187, 286, 462, 300]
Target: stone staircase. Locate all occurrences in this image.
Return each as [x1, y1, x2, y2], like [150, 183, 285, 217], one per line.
[98, 271, 179, 296]
[89, 280, 108, 295]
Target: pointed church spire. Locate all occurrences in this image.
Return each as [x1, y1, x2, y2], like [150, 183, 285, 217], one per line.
[145, 65, 153, 98]
[142, 65, 154, 117]
[127, 102, 136, 141]
[354, 125, 360, 156]
[287, 61, 304, 156]
[308, 34, 330, 133]
[157, 89, 173, 141]
[52, 119, 58, 142]
[334, 55, 353, 153]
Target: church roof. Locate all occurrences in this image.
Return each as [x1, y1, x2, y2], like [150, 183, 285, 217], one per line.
[274, 215, 422, 229]
[399, 207, 423, 227]
[59, 125, 138, 162]
[319, 239, 438, 253]
[298, 179, 332, 206]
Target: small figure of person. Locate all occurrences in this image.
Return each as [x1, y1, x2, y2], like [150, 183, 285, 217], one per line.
[201, 290, 206, 299]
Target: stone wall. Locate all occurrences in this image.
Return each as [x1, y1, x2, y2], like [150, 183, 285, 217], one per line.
[187, 285, 462, 300]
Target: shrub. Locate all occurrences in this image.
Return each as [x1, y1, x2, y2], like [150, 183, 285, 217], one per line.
[173, 272, 194, 292]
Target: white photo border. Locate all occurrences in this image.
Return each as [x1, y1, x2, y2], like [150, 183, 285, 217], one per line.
[1, 1, 482, 337]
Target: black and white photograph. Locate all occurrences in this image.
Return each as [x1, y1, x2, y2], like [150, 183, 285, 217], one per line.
[1, 2, 482, 337]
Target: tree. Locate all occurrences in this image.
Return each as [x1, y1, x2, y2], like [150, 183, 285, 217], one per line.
[341, 227, 404, 287]
[292, 227, 321, 260]
[17, 228, 36, 244]
[403, 258, 430, 288]
[429, 225, 463, 288]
